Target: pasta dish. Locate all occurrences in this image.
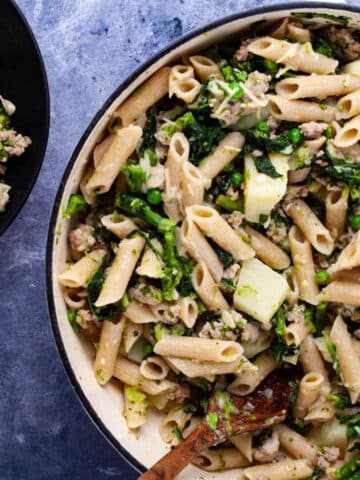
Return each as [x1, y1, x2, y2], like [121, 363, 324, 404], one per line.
[0, 95, 31, 212]
[59, 13, 360, 477]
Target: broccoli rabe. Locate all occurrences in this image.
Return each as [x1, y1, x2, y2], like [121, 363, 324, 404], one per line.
[122, 165, 147, 194]
[139, 107, 157, 161]
[271, 307, 298, 364]
[184, 121, 224, 164]
[87, 257, 120, 320]
[325, 164, 360, 186]
[313, 38, 335, 58]
[114, 194, 175, 233]
[64, 194, 88, 218]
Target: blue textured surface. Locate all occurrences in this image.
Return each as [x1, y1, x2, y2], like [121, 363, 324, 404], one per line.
[0, 0, 356, 479]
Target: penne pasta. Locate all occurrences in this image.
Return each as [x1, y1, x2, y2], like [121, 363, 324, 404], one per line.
[245, 226, 290, 270]
[276, 74, 360, 100]
[154, 336, 243, 363]
[187, 205, 255, 261]
[111, 67, 171, 128]
[189, 55, 221, 82]
[286, 199, 334, 255]
[181, 217, 223, 282]
[95, 236, 146, 307]
[198, 132, 245, 180]
[58, 249, 106, 288]
[330, 316, 360, 403]
[248, 37, 338, 74]
[93, 317, 125, 385]
[192, 261, 229, 311]
[288, 226, 319, 305]
[86, 125, 142, 195]
[268, 95, 336, 123]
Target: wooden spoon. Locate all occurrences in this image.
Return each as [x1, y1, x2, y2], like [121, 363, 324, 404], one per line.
[138, 369, 296, 480]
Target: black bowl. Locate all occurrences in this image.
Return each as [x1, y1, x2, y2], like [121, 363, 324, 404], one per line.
[0, 0, 50, 235]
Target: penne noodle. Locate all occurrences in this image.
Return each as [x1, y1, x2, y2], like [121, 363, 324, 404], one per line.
[228, 351, 275, 396]
[187, 205, 255, 261]
[320, 281, 360, 306]
[181, 217, 223, 282]
[192, 261, 229, 311]
[181, 162, 206, 208]
[124, 300, 159, 324]
[299, 335, 330, 394]
[100, 213, 138, 239]
[111, 67, 171, 128]
[198, 132, 245, 180]
[193, 448, 249, 471]
[334, 114, 360, 147]
[288, 226, 319, 306]
[248, 37, 338, 74]
[275, 425, 318, 465]
[189, 55, 221, 82]
[245, 226, 290, 270]
[95, 236, 145, 307]
[286, 199, 334, 255]
[325, 188, 349, 241]
[113, 356, 185, 397]
[276, 74, 360, 100]
[123, 320, 143, 353]
[154, 336, 243, 363]
[140, 356, 169, 380]
[268, 95, 336, 123]
[93, 317, 125, 385]
[330, 316, 360, 403]
[337, 89, 360, 119]
[294, 372, 324, 419]
[243, 459, 312, 480]
[86, 125, 142, 195]
[58, 249, 106, 288]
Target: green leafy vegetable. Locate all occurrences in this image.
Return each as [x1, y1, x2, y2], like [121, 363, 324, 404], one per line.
[64, 194, 88, 217]
[221, 277, 237, 291]
[215, 194, 244, 212]
[87, 257, 119, 320]
[176, 111, 197, 128]
[253, 153, 283, 179]
[122, 165, 147, 194]
[172, 425, 184, 442]
[325, 164, 360, 186]
[313, 38, 335, 58]
[328, 392, 353, 410]
[184, 121, 224, 164]
[207, 412, 219, 431]
[333, 453, 360, 480]
[326, 340, 342, 379]
[139, 107, 157, 158]
[114, 194, 175, 233]
[271, 307, 298, 364]
[67, 309, 80, 333]
[207, 238, 233, 268]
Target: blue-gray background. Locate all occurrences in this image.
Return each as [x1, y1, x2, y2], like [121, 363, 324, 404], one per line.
[0, 0, 355, 479]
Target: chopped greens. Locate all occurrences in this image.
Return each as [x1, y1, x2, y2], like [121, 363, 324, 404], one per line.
[122, 165, 147, 194]
[67, 308, 80, 333]
[64, 194, 88, 217]
[139, 107, 157, 158]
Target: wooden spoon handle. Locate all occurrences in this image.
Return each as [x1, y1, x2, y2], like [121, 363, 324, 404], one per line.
[138, 423, 217, 480]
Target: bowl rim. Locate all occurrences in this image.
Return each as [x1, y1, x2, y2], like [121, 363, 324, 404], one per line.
[46, 1, 360, 474]
[0, 0, 50, 236]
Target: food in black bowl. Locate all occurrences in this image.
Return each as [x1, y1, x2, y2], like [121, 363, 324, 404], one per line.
[0, 0, 50, 234]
